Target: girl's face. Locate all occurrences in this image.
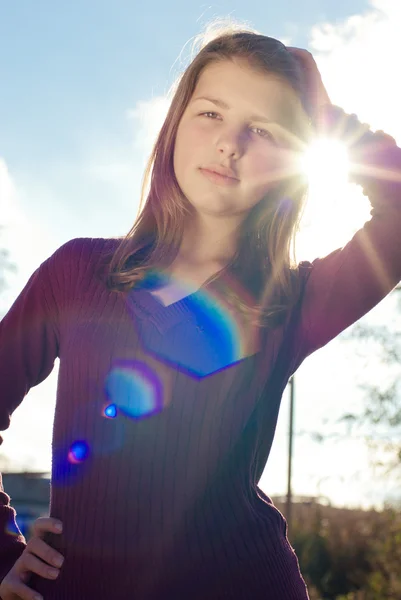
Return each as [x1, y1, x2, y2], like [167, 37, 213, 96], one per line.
[173, 58, 304, 219]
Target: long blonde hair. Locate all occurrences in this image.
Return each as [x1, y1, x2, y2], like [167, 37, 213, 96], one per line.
[106, 22, 314, 327]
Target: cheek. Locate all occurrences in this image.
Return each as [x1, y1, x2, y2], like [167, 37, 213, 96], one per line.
[175, 127, 198, 174]
[177, 121, 206, 154]
[245, 151, 275, 189]
[246, 147, 295, 188]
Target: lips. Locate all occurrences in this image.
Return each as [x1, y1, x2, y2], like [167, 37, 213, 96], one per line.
[200, 168, 240, 187]
[202, 165, 239, 180]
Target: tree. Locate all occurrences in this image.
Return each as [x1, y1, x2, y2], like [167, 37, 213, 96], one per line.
[338, 288, 401, 482]
[299, 286, 401, 507]
[305, 285, 401, 518]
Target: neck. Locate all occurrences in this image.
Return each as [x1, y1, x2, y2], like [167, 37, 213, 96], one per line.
[165, 212, 244, 285]
[178, 212, 243, 265]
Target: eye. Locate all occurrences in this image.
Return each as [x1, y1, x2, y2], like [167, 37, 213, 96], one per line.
[251, 127, 276, 142]
[198, 112, 277, 144]
[199, 111, 221, 119]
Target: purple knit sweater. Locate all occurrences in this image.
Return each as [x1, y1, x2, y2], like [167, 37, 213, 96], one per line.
[1, 131, 401, 599]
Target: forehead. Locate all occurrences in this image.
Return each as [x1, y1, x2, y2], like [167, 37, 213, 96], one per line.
[192, 59, 304, 133]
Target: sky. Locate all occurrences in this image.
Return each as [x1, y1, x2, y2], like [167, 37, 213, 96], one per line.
[1, 0, 401, 510]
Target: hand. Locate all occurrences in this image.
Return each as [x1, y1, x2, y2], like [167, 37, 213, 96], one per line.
[0, 517, 64, 600]
[287, 47, 331, 127]
[348, 128, 401, 197]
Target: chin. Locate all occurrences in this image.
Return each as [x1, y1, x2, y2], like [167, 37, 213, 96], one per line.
[195, 204, 246, 219]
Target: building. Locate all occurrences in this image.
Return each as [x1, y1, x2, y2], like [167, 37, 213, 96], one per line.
[2, 471, 50, 539]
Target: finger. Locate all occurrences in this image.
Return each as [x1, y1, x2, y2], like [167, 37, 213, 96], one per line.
[286, 47, 313, 59]
[342, 115, 371, 144]
[287, 47, 319, 73]
[1, 578, 44, 600]
[287, 48, 331, 113]
[31, 517, 63, 538]
[375, 129, 396, 144]
[27, 536, 64, 568]
[15, 550, 60, 581]
[318, 106, 370, 141]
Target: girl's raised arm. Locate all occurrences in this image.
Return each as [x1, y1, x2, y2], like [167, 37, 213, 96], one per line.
[294, 109, 401, 360]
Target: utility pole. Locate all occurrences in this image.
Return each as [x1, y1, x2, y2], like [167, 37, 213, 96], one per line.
[286, 376, 295, 537]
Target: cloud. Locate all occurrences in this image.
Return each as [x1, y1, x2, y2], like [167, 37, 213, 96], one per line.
[85, 96, 170, 207]
[309, 0, 401, 137]
[127, 96, 170, 152]
[0, 158, 23, 239]
[0, 159, 59, 308]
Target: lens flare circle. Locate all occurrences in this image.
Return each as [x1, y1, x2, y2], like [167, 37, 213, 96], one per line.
[104, 360, 163, 420]
[104, 403, 118, 418]
[68, 440, 90, 464]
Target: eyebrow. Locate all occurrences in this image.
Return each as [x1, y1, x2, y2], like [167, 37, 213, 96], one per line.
[192, 96, 275, 125]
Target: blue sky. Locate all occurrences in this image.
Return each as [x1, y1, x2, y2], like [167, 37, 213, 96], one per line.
[1, 0, 401, 509]
[1, 0, 368, 169]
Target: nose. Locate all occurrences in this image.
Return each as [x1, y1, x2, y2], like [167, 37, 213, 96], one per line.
[216, 126, 245, 159]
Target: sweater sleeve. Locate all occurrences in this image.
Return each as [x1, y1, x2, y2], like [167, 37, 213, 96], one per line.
[0, 475, 27, 583]
[295, 106, 401, 360]
[0, 242, 68, 581]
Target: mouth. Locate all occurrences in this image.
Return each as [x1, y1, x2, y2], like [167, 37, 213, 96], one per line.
[199, 168, 240, 186]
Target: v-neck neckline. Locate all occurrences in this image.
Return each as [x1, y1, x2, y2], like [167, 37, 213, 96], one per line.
[147, 281, 209, 309]
[136, 261, 232, 308]
[127, 286, 204, 334]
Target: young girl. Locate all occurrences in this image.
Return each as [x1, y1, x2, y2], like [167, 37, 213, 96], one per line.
[0, 25, 400, 600]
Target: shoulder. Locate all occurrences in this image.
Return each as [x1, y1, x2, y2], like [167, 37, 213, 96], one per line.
[46, 237, 120, 275]
[49, 237, 120, 264]
[43, 237, 121, 292]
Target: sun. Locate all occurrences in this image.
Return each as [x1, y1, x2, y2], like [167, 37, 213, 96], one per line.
[295, 137, 372, 262]
[300, 138, 351, 187]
